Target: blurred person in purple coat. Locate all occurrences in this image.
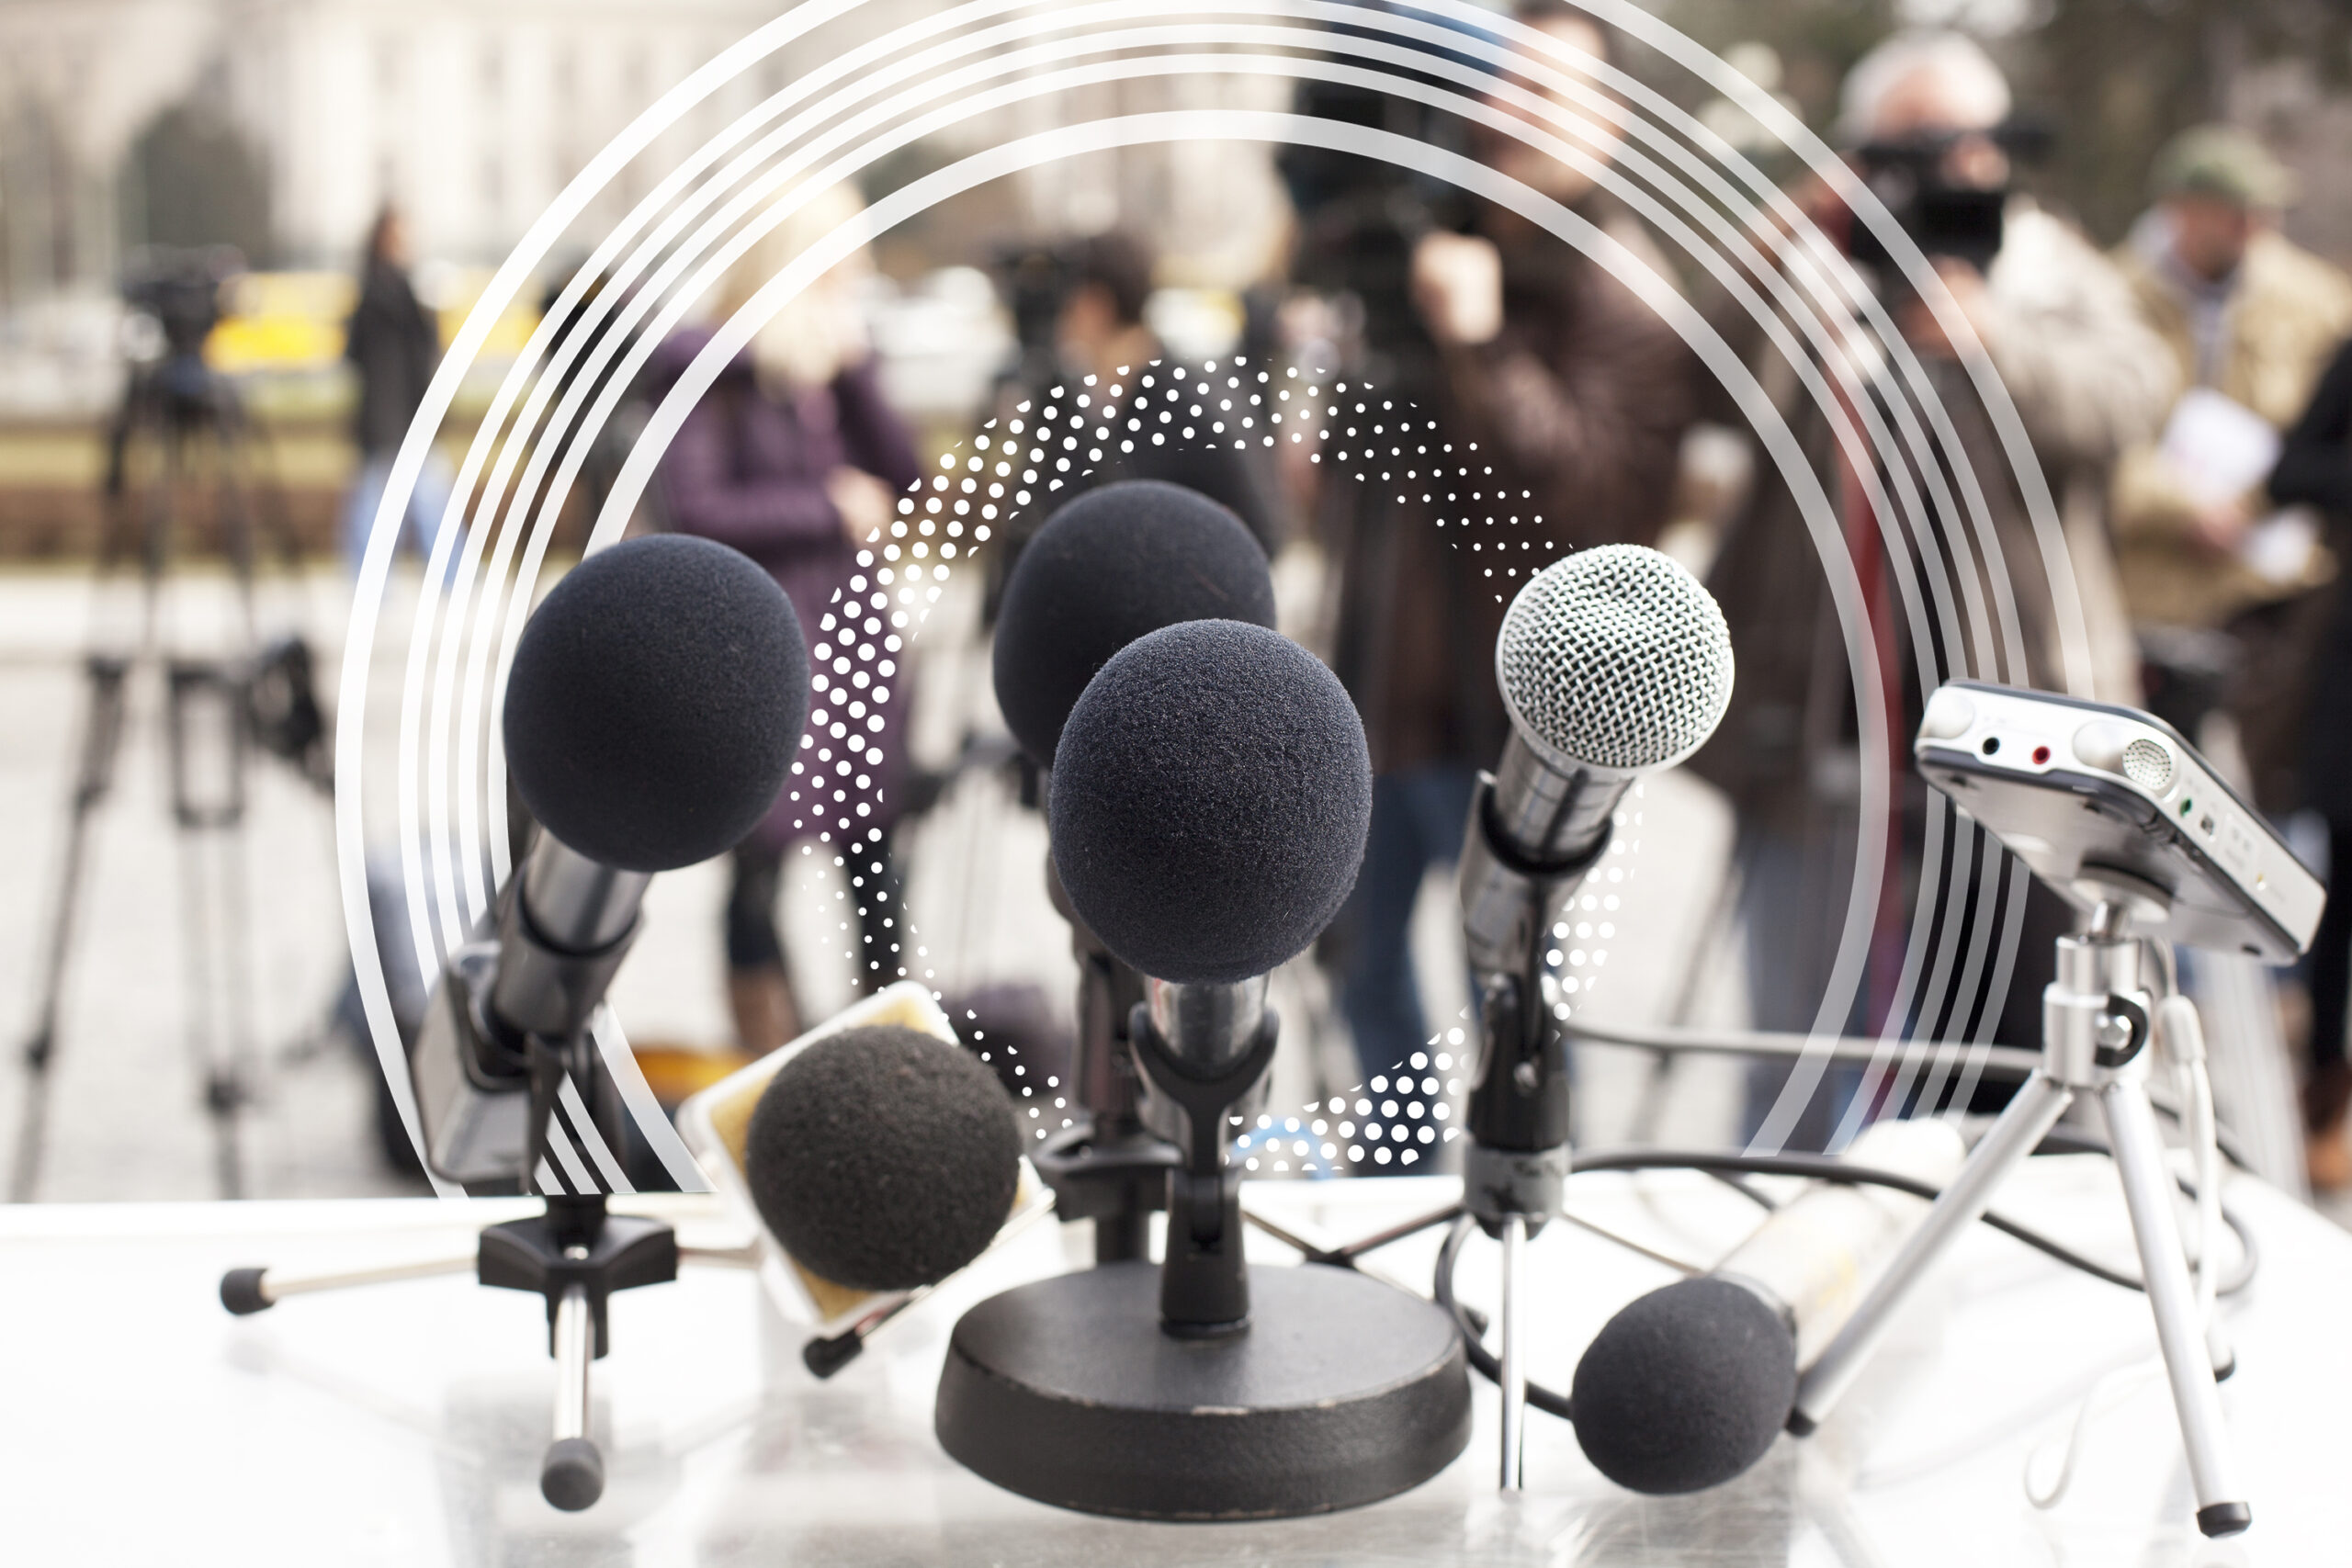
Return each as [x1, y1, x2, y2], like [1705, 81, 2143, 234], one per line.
[652, 184, 922, 1054]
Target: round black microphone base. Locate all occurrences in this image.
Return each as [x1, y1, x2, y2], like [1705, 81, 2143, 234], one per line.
[934, 1261, 1471, 1520]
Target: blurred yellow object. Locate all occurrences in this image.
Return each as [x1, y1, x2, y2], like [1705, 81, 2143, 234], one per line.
[206, 271, 356, 373]
[629, 1042, 755, 1110]
[198, 265, 542, 377]
[427, 265, 540, 361]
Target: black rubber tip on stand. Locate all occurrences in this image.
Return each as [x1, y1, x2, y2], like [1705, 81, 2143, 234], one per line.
[220, 1268, 273, 1315]
[541, 1438, 605, 1512]
[802, 1332, 865, 1381]
[2197, 1501, 2252, 1538]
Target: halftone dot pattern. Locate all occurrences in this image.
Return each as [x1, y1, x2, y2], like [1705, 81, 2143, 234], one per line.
[331, 3, 2100, 1185]
[938, 358, 1617, 1170]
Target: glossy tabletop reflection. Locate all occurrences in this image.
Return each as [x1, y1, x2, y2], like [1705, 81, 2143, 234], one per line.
[0, 1162, 2344, 1565]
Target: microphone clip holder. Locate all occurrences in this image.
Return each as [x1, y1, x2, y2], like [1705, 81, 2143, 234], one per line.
[1029, 914, 1176, 1265]
[410, 873, 640, 1190]
[1128, 1002, 1280, 1335]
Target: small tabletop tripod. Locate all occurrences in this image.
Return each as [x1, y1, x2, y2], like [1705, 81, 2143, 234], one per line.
[1789, 891, 2248, 1538]
[219, 886, 752, 1511]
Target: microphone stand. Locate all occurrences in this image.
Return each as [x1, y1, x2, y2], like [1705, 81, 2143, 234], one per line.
[217, 868, 747, 1513]
[1786, 890, 2251, 1540]
[1454, 772, 1600, 1492]
[1030, 859, 1181, 1264]
[933, 976, 1472, 1519]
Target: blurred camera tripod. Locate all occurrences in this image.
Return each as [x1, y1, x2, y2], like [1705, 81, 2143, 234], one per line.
[12, 313, 325, 1203]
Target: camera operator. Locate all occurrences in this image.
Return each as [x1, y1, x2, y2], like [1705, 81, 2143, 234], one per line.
[1305, 2, 1699, 1112]
[1687, 30, 2177, 1144]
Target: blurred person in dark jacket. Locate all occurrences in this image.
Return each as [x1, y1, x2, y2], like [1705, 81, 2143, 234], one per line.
[343, 205, 457, 573]
[1318, 2, 1698, 1100]
[1688, 31, 2175, 1145]
[1050, 232, 1287, 552]
[2263, 335, 2352, 1190]
[981, 234, 1286, 625]
[654, 183, 922, 1054]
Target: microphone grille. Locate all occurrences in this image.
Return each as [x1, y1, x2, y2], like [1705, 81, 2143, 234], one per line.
[1497, 545, 1734, 773]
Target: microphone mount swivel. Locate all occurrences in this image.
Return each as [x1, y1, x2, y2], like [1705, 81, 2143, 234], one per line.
[1128, 991, 1280, 1334]
[1029, 870, 1180, 1265]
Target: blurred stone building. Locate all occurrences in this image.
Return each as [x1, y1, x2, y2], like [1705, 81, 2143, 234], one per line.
[0, 0, 1290, 290]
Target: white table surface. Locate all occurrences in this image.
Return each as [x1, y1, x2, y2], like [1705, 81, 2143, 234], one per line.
[0, 1159, 2343, 1566]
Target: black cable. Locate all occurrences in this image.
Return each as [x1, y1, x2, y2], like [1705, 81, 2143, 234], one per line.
[1563, 1148, 2256, 1297]
[1423, 1145, 2261, 1426]
[1702, 1168, 1779, 1212]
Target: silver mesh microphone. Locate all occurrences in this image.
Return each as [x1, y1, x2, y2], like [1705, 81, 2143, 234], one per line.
[1458, 545, 1735, 1492]
[1479, 544, 1736, 885]
[1458, 544, 1734, 1167]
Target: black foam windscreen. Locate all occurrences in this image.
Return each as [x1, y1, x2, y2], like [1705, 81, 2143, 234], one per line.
[1048, 619, 1370, 984]
[742, 1024, 1022, 1293]
[503, 535, 808, 873]
[991, 480, 1275, 767]
[1568, 1277, 1798, 1495]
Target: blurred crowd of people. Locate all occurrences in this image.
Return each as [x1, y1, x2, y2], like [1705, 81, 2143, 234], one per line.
[337, 5, 2352, 1189]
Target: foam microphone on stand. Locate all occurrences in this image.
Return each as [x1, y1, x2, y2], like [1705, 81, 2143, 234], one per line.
[989, 479, 1277, 1263]
[935, 619, 1473, 1520]
[224, 533, 809, 1512]
[1455, 545, 1734, 1487]
[404, 533, 811, 1189]
[1567, 1118, 1966, 1494]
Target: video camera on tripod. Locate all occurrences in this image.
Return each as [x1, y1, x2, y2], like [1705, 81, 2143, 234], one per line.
[1842, 117, 2052, 285]
[119, 245, 242, 366]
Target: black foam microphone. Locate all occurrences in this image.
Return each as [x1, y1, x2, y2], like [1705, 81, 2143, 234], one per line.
[936, 619, 1474, 1522]
[411, 535, 808, 1187]
[991, 479, 1276, 768]
[1050, 616, 1369, 1325]
[1568, 1119, 1964, 1494]
[989, 479, 1279, 1262]
[742, 1023, 1023, 1294]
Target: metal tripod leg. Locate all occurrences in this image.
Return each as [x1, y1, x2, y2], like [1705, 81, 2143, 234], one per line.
[2098, 1079, 2249, 1536]
[220, 1251, 478, 1313]
[11, 656, 131, 1203]
[1498, 1213, 1527, 1491]
[542, 1282, 604, 1510]
[1790, 1070, 2075, 1433]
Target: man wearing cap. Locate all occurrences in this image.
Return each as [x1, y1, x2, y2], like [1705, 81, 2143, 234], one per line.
[2110, 125, 2352, 645]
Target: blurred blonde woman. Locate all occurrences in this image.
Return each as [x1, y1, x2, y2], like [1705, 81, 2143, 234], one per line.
[652, 183, 922, 1052]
